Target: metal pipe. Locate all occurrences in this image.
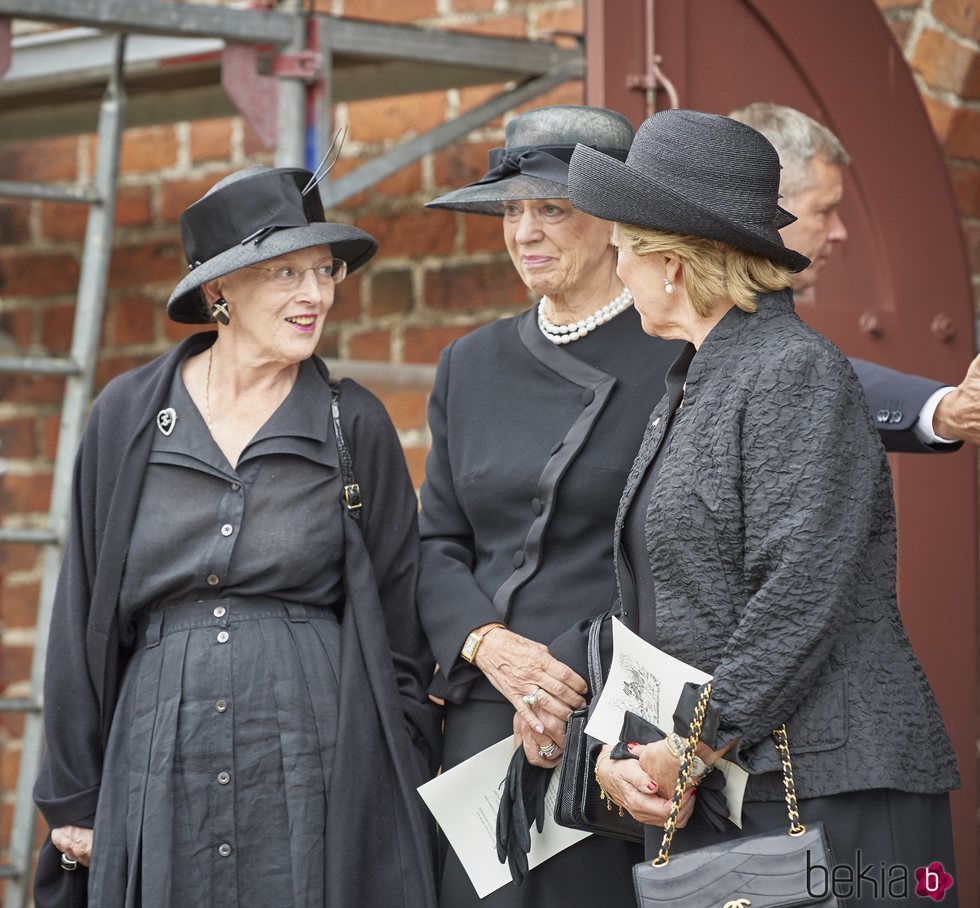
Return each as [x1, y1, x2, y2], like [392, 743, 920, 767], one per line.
[0, 0, 294, 45]
[322, 61, 583, 207]
[0, 180, 101, 203]
[0, 356, 80, 375]
[275, 0, 306, 168]
[0, 528, 60, 545]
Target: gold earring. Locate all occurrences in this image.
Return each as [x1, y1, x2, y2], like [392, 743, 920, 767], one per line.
[210, 298, 230, 325]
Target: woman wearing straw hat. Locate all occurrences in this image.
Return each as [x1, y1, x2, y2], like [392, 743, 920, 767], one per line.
[33, 165, 441, 907]
[565, 109, 958, 897]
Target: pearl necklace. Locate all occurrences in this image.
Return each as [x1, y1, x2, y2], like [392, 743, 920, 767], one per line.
[537, 288, 633, 344]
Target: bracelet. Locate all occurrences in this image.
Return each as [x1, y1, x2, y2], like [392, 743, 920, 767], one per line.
[594, 752, 624, 817]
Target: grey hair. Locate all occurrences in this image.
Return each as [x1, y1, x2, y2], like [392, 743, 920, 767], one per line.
[728, 103, 850, 197]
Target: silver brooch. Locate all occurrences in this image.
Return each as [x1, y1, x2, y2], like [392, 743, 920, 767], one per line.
[156, 408, 177, 436]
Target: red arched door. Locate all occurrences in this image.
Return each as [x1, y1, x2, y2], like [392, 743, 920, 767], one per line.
[588, 0, 977, 889]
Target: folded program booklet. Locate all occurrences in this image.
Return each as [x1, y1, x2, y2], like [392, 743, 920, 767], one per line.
[418, 738, 588, 898]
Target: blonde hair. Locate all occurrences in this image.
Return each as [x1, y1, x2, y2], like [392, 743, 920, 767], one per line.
[616, 224, 793, 316]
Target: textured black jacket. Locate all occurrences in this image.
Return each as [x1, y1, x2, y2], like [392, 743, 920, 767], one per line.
[613, 291, 959, 802]
[32, 332, 440, 907]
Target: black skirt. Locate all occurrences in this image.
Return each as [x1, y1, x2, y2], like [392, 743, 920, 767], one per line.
[88, 598, 342, 907]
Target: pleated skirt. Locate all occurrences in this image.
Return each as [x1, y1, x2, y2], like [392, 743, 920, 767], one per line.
[88, 597, 342, 908]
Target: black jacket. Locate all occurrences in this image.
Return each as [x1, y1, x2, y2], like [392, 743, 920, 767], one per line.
[613, 292, 959, 802]
[33, 332, 440, 907]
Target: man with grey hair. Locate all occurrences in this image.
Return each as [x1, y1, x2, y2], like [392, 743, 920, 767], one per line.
[732, 101, 980, 450]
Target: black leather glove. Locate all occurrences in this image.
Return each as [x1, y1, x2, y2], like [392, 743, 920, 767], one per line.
[495, 746, 551, 886]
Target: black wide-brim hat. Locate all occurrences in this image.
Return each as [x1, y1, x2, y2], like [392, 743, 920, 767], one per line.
[568, 109, 810, 273]
[167, 166, 378, 323]
[426, 105, 635, 216]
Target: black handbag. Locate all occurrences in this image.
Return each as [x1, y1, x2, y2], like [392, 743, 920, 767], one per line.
[553, 615, 644, 843]
[633, 682, 841, 907]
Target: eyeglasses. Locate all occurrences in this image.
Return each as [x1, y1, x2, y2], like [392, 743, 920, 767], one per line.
[246, 257, 348, 288]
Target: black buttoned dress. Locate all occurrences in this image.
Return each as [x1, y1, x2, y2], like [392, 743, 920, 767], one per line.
[88, 359, 348, 907]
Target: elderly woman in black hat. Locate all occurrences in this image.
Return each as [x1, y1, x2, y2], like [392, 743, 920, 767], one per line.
[566, 110, 958, 894]
[418, 106, 683, 907]
[32, 165, 441, 908]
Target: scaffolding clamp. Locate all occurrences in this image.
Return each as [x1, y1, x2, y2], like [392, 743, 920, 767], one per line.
[272, 50, 323, 83]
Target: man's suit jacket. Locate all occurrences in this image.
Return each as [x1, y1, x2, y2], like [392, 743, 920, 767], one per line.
[852, 358, 961, 453]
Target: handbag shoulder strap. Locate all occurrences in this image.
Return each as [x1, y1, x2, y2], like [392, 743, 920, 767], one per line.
[652, 682, 806, 867]
[586, 614, 604, 698]
[329, 381, 363, 522]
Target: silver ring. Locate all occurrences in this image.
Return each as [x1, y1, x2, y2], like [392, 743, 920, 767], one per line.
[538, 742, 559, 759]
[60, 853, 78, 872]
[521, 689, 539, 706]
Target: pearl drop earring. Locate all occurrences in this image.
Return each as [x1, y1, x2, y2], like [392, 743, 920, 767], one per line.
[663, 277, 675, 295]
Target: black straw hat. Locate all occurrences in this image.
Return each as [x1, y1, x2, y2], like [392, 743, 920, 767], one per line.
[568, 109, 810, 272]
[167, 166, 378, 323]
[426, 105, 634, 216]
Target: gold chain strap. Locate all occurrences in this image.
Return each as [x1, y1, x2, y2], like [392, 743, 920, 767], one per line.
[651, 683, 806, 867]
[772, 724, 806, 836]
[652, 682, 712, 865]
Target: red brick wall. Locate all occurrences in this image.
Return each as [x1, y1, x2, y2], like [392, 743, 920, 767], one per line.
[878, 0, 980, 307]
[1, 0, 979, 887]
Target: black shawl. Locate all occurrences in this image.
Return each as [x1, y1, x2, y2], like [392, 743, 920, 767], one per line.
[33, 332, 441, 907]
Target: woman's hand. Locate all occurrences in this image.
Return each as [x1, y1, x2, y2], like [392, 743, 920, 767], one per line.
[597, 744, 696, 829]
[51, 825, 93, 868]
[632, 739, 682, 796]
[514, 713, 565, 768]
[474, 629, 587, 736]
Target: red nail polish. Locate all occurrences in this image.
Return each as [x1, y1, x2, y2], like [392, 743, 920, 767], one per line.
[627, 742, 638, 750]
[646, 781, 657, 792]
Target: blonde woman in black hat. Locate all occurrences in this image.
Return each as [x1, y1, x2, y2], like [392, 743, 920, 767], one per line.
[33, 166, 441, 908]
[566, 110, 958, 899]
[418, 106, 683, 907]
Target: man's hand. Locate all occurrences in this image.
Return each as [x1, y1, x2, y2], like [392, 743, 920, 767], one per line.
[934, 352, 980, 444]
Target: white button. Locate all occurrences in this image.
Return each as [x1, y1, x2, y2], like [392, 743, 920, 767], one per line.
[230, 482, 241, 491]
[218, 843, 232, 857]
[213, 605, 227, 618]
[217, 630, 229, 644]
[207, 574, 220, 586]
[215, 699, 228, 712]
[220, 524, 234, 537]
[217, 771, 230, 785]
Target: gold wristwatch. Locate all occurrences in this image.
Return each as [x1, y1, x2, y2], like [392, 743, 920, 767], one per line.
[460, 622, 506, 664]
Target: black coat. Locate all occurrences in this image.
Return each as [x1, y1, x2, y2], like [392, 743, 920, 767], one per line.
[33, 332, 441, 907]
[418, 307, 682, 704]
[613, 292, 959, 801]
